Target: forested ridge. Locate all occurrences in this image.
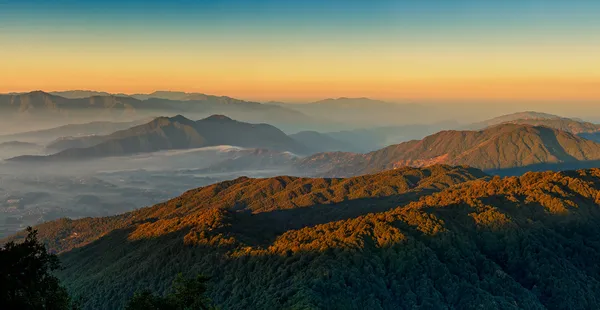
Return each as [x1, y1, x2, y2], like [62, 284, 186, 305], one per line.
[9, 165, 600, 309]
[299, 124, 600, 177]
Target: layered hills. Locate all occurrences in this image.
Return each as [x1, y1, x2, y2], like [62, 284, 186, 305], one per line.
[0, 119, 149, 145]
[299, 124, 600, 176]
[470, 111, 600, 138]
[270, 97, 429, 127]
[13, 165, 600, 309]
[0, 91, 312, 132]
[9, 115, 308, 161]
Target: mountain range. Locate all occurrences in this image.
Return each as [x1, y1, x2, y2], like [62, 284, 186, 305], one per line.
[298, 123, 600, 176]
[469, 111, 597, 132]
[13, 110, 600, 179]
[270, 97, 431, 127]
[0, 91, 314, 133]
[9, 115, 310, 162]
[0, 119, 149, 145]
[10, 165, 600, 309]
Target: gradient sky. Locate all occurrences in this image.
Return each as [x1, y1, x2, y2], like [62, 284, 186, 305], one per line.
[1, 0, 599, 102]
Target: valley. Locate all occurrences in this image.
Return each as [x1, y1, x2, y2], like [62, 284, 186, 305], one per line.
[3, 91, 600, 310]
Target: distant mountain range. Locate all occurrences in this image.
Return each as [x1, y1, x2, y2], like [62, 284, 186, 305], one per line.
[0, 91, 314, 132]
[324, 121, 459, 152]
[9, 115, 311, 162]
[270, 97, 430, 127]
[299, 123, 600, 176]
[0, 119, 149, 144]
[14, 110, 600, 178]
[469, 111, 600, 142]
[468, 111, 563, 129]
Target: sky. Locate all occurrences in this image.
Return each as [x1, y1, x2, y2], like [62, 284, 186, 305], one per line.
[1, 0, 599, 102]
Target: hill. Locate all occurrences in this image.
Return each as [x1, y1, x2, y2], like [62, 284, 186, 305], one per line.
[9, 115, 309, 161]
[0, 141, 42, 159]
[299, 124, 600, 176]
[11, 166, 600, 309]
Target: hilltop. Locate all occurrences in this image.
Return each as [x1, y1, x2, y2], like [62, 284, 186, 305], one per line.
[299, 124, 600, 176]
[10, 166, 600, 309]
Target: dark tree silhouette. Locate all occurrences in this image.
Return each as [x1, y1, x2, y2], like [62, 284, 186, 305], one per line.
[0, 227, 73, 310]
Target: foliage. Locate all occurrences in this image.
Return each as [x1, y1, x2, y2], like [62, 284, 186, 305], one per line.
[0, 227, 74, 310]
[125, 274, 212, 310]
[13, 166, 600, 309]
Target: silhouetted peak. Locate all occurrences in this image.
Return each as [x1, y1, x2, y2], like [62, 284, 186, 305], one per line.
[23, 90, 52, 97]
[169, 114, 193, 123]
[203, 114, 233, 121]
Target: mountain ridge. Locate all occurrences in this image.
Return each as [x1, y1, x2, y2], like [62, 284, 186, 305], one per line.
[8, 115, 310, 161]
[9, 166, 600, 309]
[298, 123, 600, 177]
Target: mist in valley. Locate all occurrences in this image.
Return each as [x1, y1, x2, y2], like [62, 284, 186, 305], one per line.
[0, 144, 302, 238]
[2, 90, 599, 239]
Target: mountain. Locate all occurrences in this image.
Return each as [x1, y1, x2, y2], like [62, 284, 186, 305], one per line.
[0, 141, 38, 148]
[11, 166, 600, 309]
[469, 111, 568, 130]
[0, 91, 315, 133]
[274, 97, 430, 127]
[128, 91, 248, 102]
[299, 124, 600, 177]
[0, 119, 149, 145]
[0, 91, 147, 134]
[49, 90, 116, 99]
[497, 118, 600, 135]
[289, 131, 360, 152]
[325, 121, 459, 152]
[45, 135, 110, 152]
[9, 115, 309, 161]
[468, 111, 600, 143]
[0, 141, 42, 159]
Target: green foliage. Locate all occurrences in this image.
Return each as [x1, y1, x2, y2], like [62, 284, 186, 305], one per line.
[125, 274, 212, 310]
[15, 166, 600, 309]
[0, 227, 74, 310]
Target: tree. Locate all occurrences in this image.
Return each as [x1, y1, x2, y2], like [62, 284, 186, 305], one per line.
[126, 274, 213, 310]
[0, 227, 74, 310]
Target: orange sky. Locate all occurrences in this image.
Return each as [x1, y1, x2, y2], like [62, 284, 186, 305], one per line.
[2, 1, 600, 102]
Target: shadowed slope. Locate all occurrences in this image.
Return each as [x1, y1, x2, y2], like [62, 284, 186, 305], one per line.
[11, 167, 600, 309]
[9, 115, 309, 161]
[13, 165, 485, 253]
[300, 124, 600, 177]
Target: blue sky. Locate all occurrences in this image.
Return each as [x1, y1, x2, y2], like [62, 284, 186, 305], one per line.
[1, 0, 599, 101]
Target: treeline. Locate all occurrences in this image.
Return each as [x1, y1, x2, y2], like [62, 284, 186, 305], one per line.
[10, 166, 600, 309]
